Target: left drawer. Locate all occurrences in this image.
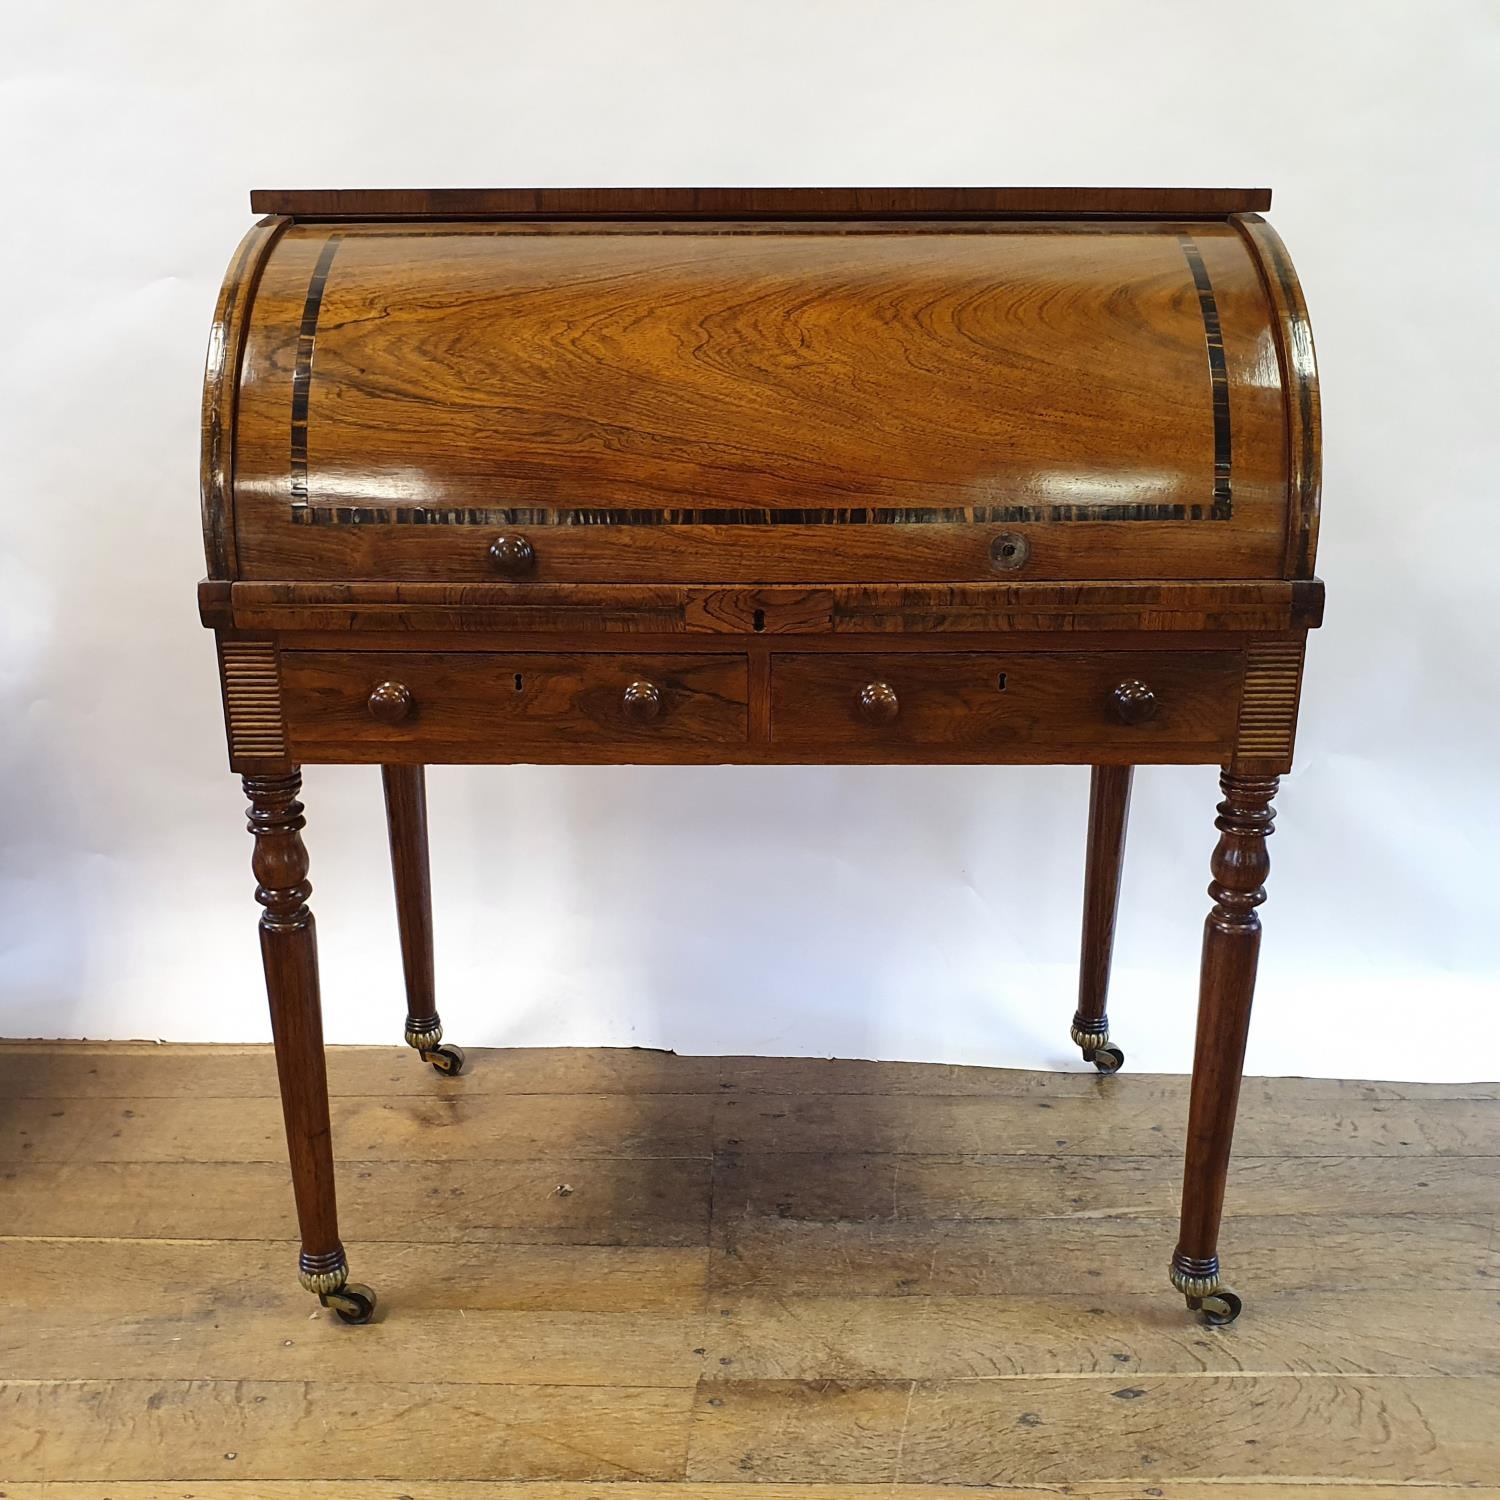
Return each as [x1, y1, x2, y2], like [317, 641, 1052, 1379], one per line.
[280, 652, 750, 764]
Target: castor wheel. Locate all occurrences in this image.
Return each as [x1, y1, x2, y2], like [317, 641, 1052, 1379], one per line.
[1083, 1043, 1125, 1074]
[321, 1281, 378, 1325]
[421, 1043, 465, 1076]
[1187, 1287, 1242, 1326]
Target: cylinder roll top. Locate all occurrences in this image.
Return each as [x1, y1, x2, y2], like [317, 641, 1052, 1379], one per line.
[208, 199, 1318, 585]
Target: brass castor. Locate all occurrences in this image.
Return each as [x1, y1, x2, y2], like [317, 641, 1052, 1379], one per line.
[420, 1043, 466, 1076]
[1186, 1287, 1243, 1326]
[1082, 1042, 1125, 1074]
[321, 1281, 378, 1325]
[1071, 1017, 1124, 1075]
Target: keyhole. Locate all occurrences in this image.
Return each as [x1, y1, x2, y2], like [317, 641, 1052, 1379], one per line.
[513, 673, 524, 692]
[753, 608, 766, 633]
[996, 672, 1007, 692]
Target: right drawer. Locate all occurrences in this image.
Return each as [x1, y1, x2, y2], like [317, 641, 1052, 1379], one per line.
[769, 651, 1242, 762]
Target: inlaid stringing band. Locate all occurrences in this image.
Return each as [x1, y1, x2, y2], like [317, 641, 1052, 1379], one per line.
[1178, 233, 1233, 522]
[284, 230, 1234, 528]
[294, 503, 1093, 528]
[289, 233, 342, 512]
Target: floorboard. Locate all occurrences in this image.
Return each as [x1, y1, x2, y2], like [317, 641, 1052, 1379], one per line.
[1, 1042, 1496, 1489]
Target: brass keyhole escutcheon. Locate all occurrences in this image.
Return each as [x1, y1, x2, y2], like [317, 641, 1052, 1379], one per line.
[990, 532, 1030, 572]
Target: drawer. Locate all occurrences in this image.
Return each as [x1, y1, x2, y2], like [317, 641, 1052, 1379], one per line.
[770, 652, 1241, 762]
[281, 652, 749, 764]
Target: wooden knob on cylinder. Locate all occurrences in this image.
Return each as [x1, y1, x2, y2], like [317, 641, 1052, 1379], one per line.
[622, 680, 663, 724]
[857, 681, 900, 724]
[367, 681, 414, 724]
[1111, 679, 1157, 725]
[488, 533, 536, 577]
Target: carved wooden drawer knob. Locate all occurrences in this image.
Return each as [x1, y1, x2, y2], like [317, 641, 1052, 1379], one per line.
[488, 533, 536, 577]
[1111, 679, 1157, 725]
[367, 680, 414, 723]
[857, 680, 900, 724]
[622, 680, 663, 724]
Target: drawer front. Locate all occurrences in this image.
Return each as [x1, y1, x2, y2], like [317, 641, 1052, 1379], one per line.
[281, 652, 749, 763]
[770, 652, 1241, 762]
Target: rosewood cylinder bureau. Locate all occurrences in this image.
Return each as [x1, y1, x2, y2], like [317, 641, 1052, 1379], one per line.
[199, 187, 1322, 1328]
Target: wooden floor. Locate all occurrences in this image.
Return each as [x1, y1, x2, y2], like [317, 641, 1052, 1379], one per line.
[0, 1043, 1497, 1496]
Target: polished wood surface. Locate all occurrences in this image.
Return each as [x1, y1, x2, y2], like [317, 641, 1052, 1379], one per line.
[198, 188, 1325, 1328]
[219, 578, 1325, 635]
[1235, 214, 1322, 577]
[238, 517, 1297, 586]
[229, 220, 1292, 585]
[769, 650, 1238, 761]
[1075, 764, 1133, 1041]
[2, 1042, 1496, 1491]
[199, 216, 287, 579]
[380, 765, 439, 1048]
[1173, 773, 1279, 1298]
[243, 772, 344, 1293]
[283, 650, 750, 762]
[274, 647, 1249, 766]
[250, 185, 1274, 218]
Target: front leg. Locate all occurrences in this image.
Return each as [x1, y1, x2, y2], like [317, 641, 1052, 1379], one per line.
[1171, 771, 1278, 1326]
[245, 771, 376, 1324]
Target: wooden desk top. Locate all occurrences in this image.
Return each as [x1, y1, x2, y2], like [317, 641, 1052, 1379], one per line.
[249, 186, 1274, 219]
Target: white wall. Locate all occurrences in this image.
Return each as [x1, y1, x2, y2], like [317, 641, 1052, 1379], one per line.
[1, 0, 1496, 1079]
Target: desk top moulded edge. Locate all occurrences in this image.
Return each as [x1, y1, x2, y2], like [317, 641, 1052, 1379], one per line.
[247, 186, 1273, 220]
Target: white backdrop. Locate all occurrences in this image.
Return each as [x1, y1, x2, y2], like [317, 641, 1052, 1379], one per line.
[1, 1, 1496, 1079]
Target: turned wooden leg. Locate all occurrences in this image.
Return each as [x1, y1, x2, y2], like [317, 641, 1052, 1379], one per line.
[245, 771, 376, 1325]
[1073, 764, 1132, 1074]
[1171, 770, 1278, 1327]
[381, 765, 464, 1076]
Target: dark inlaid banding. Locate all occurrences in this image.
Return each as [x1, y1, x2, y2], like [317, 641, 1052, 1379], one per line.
[293, 503, 1132, 528]
[289, 234, 342, 512]
[1178, 232, 1233, 522]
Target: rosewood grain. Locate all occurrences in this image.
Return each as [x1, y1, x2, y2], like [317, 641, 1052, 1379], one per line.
[229, 221, 1292, 584]
[222, 580, 1325, 637]
[768, 652, 1240, 761]
[281, 650, 751, 763]
[219, 639, 287, 761]
[1172, 773, 1279, 1314]
[243, 772, 347, 1298]
[199, 217, 288, 579]
[200, 187, 1323, 1326]
[1074, 765, 1134, 1066]
[381, 765, 440, 1054]
[249, 186, 1274, 219]
[1233, 214, 1322, 578]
